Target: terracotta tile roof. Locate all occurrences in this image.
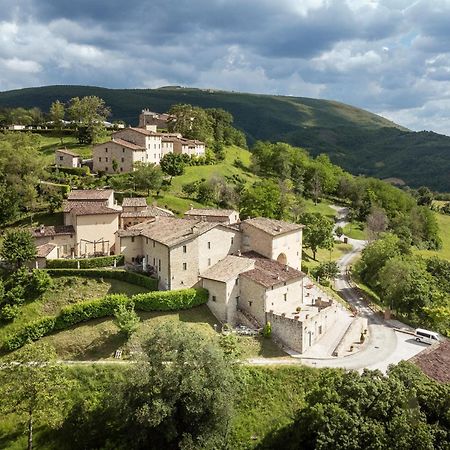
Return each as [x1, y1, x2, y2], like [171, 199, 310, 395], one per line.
[63, 201, 120, 216]
[117, 217, 218, 247]
[184, 208, 237, 217]
[111, 138, 145, 150]
[410, 341, 450, 383]
[67, 189, 113, 201]
[240, 251, 305, 288]
[32, 225, 75, 238]
[243, 217, 304, 236]
[200, 255, 255, 282]
[56, 148, 80, 157]
[127, 127, 165, 137]
[122, 197, 147, 207]
[121, 207, 174, 218]
[36, 243, 57, 258]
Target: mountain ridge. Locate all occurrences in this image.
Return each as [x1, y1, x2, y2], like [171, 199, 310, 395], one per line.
[1, 85, 449, 191]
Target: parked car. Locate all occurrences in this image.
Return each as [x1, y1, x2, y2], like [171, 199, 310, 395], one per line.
[415, 328, 440, 345]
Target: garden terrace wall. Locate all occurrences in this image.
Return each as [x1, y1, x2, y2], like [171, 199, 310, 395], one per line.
[2, 288, 209, 351]
[45, 268, 158, 291]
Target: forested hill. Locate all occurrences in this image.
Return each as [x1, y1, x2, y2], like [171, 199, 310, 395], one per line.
[1, 85, 450, 191]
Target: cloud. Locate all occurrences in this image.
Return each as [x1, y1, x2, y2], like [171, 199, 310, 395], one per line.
[2, 0, 450, 134]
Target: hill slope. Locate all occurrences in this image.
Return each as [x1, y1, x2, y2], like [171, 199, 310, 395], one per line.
[1, 85, 450, 190]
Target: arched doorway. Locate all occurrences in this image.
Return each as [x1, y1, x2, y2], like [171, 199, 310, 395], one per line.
[277, 253, 287, 265]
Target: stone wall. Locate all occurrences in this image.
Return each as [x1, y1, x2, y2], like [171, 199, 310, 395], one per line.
[266, 311, 304, 353]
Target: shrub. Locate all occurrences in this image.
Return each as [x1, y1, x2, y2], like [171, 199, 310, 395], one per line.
[29, 269, 53, 295]
[114, 302, 140, 338]
[46, 255, 124, 269]
[0, 304, 19, 322]
[2, 289, 208, 351]
[45, 268, 158, 290]
[262, 322, 272, 338]
[4, 285, 26, 305]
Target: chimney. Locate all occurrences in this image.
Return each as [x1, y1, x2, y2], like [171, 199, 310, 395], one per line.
[191, 225, 198, 234]
[285, 265, 289, 272]
[275, 226, 282, 232]
[237, 249, 241, 257]
[39, 224, 45, 234]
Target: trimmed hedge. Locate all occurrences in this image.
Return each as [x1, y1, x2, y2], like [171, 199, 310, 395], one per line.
[2, 288, 208, 351]
[45, 268, 158, 290]
[46, 255, 125, 269]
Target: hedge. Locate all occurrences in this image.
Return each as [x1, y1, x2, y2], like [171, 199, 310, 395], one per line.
[45, 268, 158, 290]
[2, 288, 208, 351]
[46, 255, 125, 269]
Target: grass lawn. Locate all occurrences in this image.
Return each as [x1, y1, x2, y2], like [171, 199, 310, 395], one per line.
[343, 221, 368, 240]
[36, 134, 95, 164]
[152, 145, 258, 214]
[303, 198, 336, 219]
[415, 212, 450, 261]
[0, 276, 148, 344]
[36, 305, 286, 361]
[302, 242, 353, 271]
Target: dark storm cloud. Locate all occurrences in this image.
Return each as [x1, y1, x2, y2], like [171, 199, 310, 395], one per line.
[3, 0, 450, 134]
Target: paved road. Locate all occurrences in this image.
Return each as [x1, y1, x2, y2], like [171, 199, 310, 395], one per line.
[249, 205, 427, 372]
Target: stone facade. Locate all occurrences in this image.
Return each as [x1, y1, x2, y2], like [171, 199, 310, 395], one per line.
[55, 149, 81, 168]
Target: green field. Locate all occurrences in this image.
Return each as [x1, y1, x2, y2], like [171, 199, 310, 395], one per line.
[343, 221, 368, 240]
[36, 133, 95, 164]
[415, 212, 450, 260]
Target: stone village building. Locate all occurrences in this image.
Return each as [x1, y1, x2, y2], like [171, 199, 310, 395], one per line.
[92, 125, 206, 174]
[117, 213, 339, 353]
[32, 189, 339, 354]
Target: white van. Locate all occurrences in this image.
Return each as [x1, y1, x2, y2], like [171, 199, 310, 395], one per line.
[415, 328, 440, 345]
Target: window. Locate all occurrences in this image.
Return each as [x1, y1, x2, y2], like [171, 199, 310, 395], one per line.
[131, 237, 135, 243]
[212, 295, 217, 302]
[99, 157, 102, 162]
[105, 157, 108, 162]
[183, 245, 187, 253]
[105, 167, 108, 171]
[152, 241, 156, 248]
[105, 148, 108, 153]
[208, 258, 211, 266]
[59, 156, 63, 161]
[283, 293, 287, 302]
[248, 301, 253, 307]
[158, 260, 161, 271]
[235, 278, 239, 285]
[146, 238, 148, 244]
[154, 154, 156, 159]
[183, 263, 187, 270]
[121, 157, 124, 162]
[236, 296, 240, 302]
[123, 148, 125, 153]
[207, 241, 211, 249]
[120, 167, 123, 172]
[231, 237, 234, 245]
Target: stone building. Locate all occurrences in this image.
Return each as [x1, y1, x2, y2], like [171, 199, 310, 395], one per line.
[138, 109, 172, 129]
[120, 197, 174, 229]
[55, 149, 82, 168]
[184, 208, 240, 225]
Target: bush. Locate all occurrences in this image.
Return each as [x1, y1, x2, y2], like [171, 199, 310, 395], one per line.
[51, 166, 90, 176]
[2, 289, 208, 351]
[0, 304, 19, 322]
[4, 285, 26, 305]
[45, 268, 158, 290]
[46, 255, 124, 269]
[29, 269, 52, 295]
[114, 302, 140, 338]
[262, 322, 272, 338]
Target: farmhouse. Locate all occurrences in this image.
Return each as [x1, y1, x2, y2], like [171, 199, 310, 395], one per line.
[121, 197, 174, 229]
[55, 148, 82, 168]
[184, 208, 240, 224]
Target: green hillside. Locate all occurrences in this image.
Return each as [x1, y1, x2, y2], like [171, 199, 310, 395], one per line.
[1, 85, 450, 190]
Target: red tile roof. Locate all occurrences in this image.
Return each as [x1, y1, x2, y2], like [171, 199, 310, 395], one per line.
[111, 138, 145, 150]
[32, 225, 75, 237]
[240, 252, 305, 288]
[410, 342, 450, 383]
[67, 189, 113, 201]
[63, 201, 120, 216]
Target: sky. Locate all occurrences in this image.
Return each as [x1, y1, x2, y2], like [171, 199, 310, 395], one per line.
[2, 0, 450, 134]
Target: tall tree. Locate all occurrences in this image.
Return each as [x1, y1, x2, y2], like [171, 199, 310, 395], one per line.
[131, 162, 163, 195]
[0, 343, 70, 450]
[240, 180, 283, 219]
[0, 229, 36, 269]
[67, 96, 110, 144]
[300, 212, 334, 260]
[167, 104, 213, 142]
[112, 323, 235, 449]
[159, 153, 186, 183]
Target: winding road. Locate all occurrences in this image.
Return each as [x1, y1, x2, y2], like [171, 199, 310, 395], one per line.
[248, 205, 428, 371]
